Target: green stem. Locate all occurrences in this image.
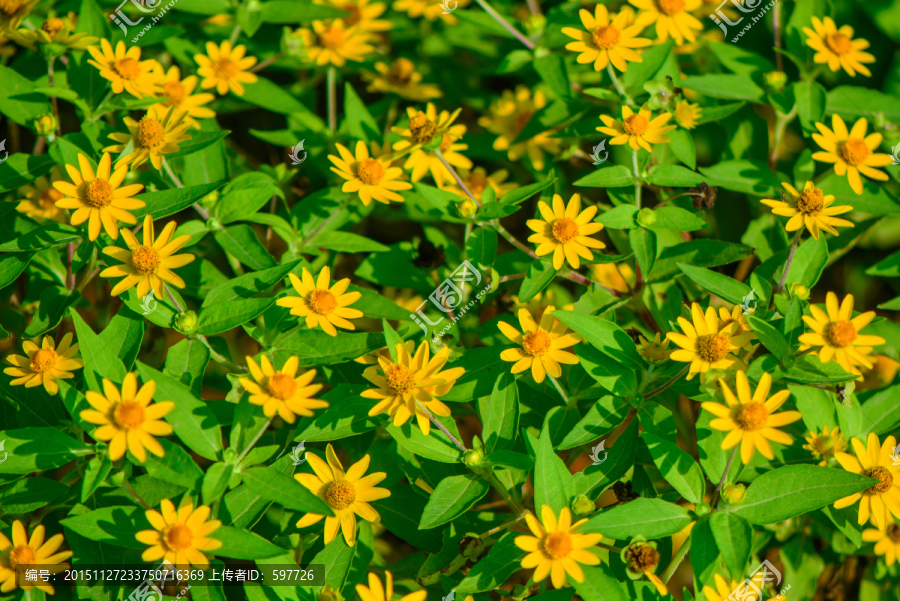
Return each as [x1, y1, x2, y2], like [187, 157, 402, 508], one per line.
[547, 373, 571, 406]
[416, 401, 466, 451]
[662, 535, 691, 583]
[607, 63, 633, 105]
[198, 335, 248, 372]
[473, 0, 535, 49]
[234, 418, 273, 466]
[632, 150, 642, 209]
[164, 283, 185, 314]
[645, 365, 688, 399]
[122, 478, 151, 510]
[480, 468, 525, 516]
[773, 229, 802, 304]
[327, 66, 337, 131]
[712, 447, 739, 507]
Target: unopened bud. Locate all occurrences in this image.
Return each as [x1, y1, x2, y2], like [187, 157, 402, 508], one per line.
[34, 113, 58, 136]
[459, 534, 484, 559]
[318, 585, 343, 601]
[571, 495, 595, 517]
[789, 283, 809, 301]
[721, 483, 746, 505]
[174, 310, 198, 335]
[455, 198, 477, 218]
[694, 502, 710, 516]
[637, 207, 657, 227]
[462, 448, 483, 467]
[764, 70, 788, 92]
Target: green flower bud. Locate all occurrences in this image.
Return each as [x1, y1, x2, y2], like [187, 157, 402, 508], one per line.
[455, 198, 477, 218]
[637, 207, 657, 227]
[721, 483, 746, 505]
[224, 448, 237, 463]
[462, 448, 484, 467]
[459, 534, 484, 560]
[694, 502, 710, 516]
[789, 283, 809, 301]
[318, 585, 343, 601]
[571, 495, 595, 517]
[174, 310, 198, 335]
[34, 113, 58, 136]
[764, 70, 788, 92]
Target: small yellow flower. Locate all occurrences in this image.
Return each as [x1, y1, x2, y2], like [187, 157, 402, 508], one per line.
[136, 499, 222, 567]
[622, 537, 667, 595]
[404, 128, 472, 188]
[863, 523, 900, 566]
[674, 99, 701, 129]
[8, 15, 97, 50]
[702, 574, 744, 601]
[14, 167, 65, 222]
[154, 65, 216, 129]
[798, 292, 885, 376]
[527, 194, 606, 271]
[666, 303, 752, 380]
[328, 141, 412, 206]
[598, 105, 676, 152]
[194, 40, 258, 96]
[445, 167, 517, 202]
[392, 103, 463, 155]
[392, 0, 469, 23]
[562, 5, 652, 72]
[320, 0, 392, 33]
[3, 333, 82, 396]
[295, 444, 390, 546]
[834, 433, 900, 529]
[510, 290, 573, 321]
[498, 307, 582, 383]
[0, 520, 73, 594]
[355, 340, 416, 365]
[478, 87, 562, 171]
[859, 355, 900, 391]
[629, 0, 703, 45]
[0, 0, 39, 29]
[87, 39, 162, 98]
[717, 305, 756, 352]
[804, 425, 847, 466]
[239, 355, 328, 423]
[761, 181, 854, 240]
[363, 58, 442, 101]
[357, 571, 426, 601]
[106, 105, 192, 170]
[811, 114, 892, 194]
[803, 17, 875, 77]
[277, 267, 364, 336]
[515, 505, 603, 588]
[638, 332, 670, 363]
[589, 262, 634, 294]
[295, 21, 373, 67]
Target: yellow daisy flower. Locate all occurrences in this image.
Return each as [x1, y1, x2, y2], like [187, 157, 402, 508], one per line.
[14, 167, 65, 221]
[834, 433, 900, 529]
[445, 167, 517, 201]
[296, 21, 373, 67]
[701, 371, 802, 464]
[87, 39, 162, 98]
[105, 105, 192, 170]
[328, 141, 412, 206]
[803, 17, 875, 77]
[761, 181, 854, 240]
[638, 332, 670, 363]
[701, 574, 743, 601]
[674, 99, 701, 129]
[363, 58, 442, 101]
[811, 114, 892, 195]
[622, 537, 667, 596]
[589, 262, 634, 294]
[355, 340, 417, 365]
[598, 105, 676, 152]
[100, 214, 196, 299]
[514, 505, 603, 589]
[194, 40, 258, 96]
[392, 103, 463, 155]
[155, 65, 216, 129]
[239, 355, 328, 423]
[0, 520, 72, 595]
[478, 86, 562, 171]
[863, 523, 900, 566]
[360, 342, 465, 435]
[0, 0, 39, 29]
[3, 333, 82, 396]
[136, 499, 222, 567]
[52, 152, 145, 241]
[511, 290, 574, 320]
[527, 194, 606, 271]
[276, 267, 364, 336]
[322, 0, 392, 33]
[859, 355, 900, 391]
[628, 0, 703, 45]
[798, 292, 885, 376]
[357, 571, 426, 601]
[8, 15, 97, 50]
[404, 128, 472, 188]
[666, 302, 752, 380]
[562, 5, 652, 72]
[717, 305, 757, 352]
[804, 425, 847, 466]
[498, 307, 582, 383]
[295, 444, 390, 546]
[392, 0, 469, 23]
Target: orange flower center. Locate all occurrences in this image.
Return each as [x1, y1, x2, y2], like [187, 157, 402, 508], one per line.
[357, 158, 385, 185]
[30, 348, 57, 373]
[624, 543, 660, 573]
[733, 402, 768, 431]
[592, 25, 620, 49]
[42, 18, 65, 37]
[163, 80, 186, 105]
[325, 480, 356, 510]
[542, 532, 572, 559]
[840, 138, 869, 166]
[658, 0, 684, 16]
[523, 330, 551, 356]
[438, 134, 455, 153]
[9, 545, 35, 568]
[826, 32, 852, 55]
[215, 57, 239, 78]
[409, 112, 437, 144]
[552, 218, 579, 243]
[308, 289, 337, 315]
[132, 246, 161, 275]
[826, 321, 857, 347]
[114, 400, 146, 430]
[796, 187, 824, 214]
[164, 524, 194, 551]
[137, 116, 165, 148]
[387, 58, 415, 85]
[318, 26, 346, 50]
[86, 178, 113, 208]
[40, 187, 63, 209]
[888, 525, 900, 543]
[697, 333, 729, 363]
[623, 114, 649, 136]
[266, 373, 297, 400]
[864, 466, 893, 495]
[385, 364, 414, 394]
[812, 434, 836, 455]
[114, 57, 141, 80]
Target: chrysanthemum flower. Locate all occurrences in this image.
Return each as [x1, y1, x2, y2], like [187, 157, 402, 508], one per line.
[355, 340, 416, 365]
[296, 21, 373, 67]
[628, 0, 703, 45]
[666, 303, 752, 380]
[638, 332, 670, 363]
[701, 574, 744, 601]
[403, 128, 472, 188]
[15, 167, 65, 221]
[674, 99, 701, 129]
[363, 58, 442, 101]
[621, 536, 667, 595]
[514, 505, 603, 589]
[859, 355, 900, 391]
[100, 214, 196, 299]
[833, 433, 900, 529]
[702, 371, 802, 464]
[527, 194, 606, 270]
[87, 39, 162, 98]
[239, 355, 327, 423]
[392, 0, 469, 23]
[803, 17, 874, 77]
[8, 15, 96, 50]
[357, 571, 425, 601]
[52, 153, 145, 241]
[446, 167, 517, 201]
[322, 0, 392, 33]
[562, 5, 652, 72]
[804, 425, 847, 466]
[3, 333, 82, 396]
[498, 307, 581, 383]
[328, 141, 412, 206]
[716, 305, 757, 352]
[80, 373, 174, 462]
[761, 181, 853, 240]
[589, 262, 634, 294]
[136, 499, 222, 567]
[277, 267, 363, 336]
[863, 523, 900, 566]
[811, 114, 892, 195]
[154, 65, 216, 129]
[0, 520, 73, 594]
[598, 105, 676, 152]
[361, 342, 465, 435]
[478, 87, 562, 171]
[392, 103, 463, 155]
[106, 105, 192, 170]
[798, 292, 885, 376]
[194, 40, 258, 96]
[295, 444, 390, 546]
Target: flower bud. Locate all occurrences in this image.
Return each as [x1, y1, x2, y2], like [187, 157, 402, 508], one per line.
[462, 448, 484, 467]
[318, 585, 343, 601]
[694, 502, 710, 516]
[459, 534, 484, 560]
[764, 71, 788, 92]
[455, 198, 477, 218]
[721, 483, 746, 505]
[571, 495, 595, 517]
[789, 283, 809, 301]
[637, 207, 657, 227]
[34, 113, 58, 136]
[174, 310, 198, 335]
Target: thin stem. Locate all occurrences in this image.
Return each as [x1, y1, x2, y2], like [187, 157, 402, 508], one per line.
[48, 57, 61, 136]
[481, 469, 526, 516]
[417, 401, 466, 451]
[164, 283, 186, 314]
[229, 24, 241, 45]
[632, 150, 642, 209]
[607, 63, 633, 105]
[526, 0, 541, 17]
[162, 158, 184, 188]
[473, 0, 535, 49]
[496, 222, 540, 260]
[547, 374, 570, 406]
[713, 447, 739, 505]
[564, 269, 622, 297]
[327, 66, 337, 131]
[75, 267, 100, 294]
[775, 229, 802, 298]
[773, 2, 783, 72]
[662, 536, 691, 583]
[234, 418, 273, 466]
[198, 334, 248, 372]
[498, 273, 527, 283]
[598, 542, 623, 553]
[250, 53, 283, 73]
[436, 148, 480, 205]
[66, 242, 75, 289]
[479, 515, 525, 538]
[121, 478, 151, 510]
[645, 365, 689, 399]
[654, 191, 703, 210]
[769, 104, 798, 172]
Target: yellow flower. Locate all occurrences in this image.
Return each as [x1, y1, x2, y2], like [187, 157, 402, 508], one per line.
[361, 342, 465, 435]
[296, 21, 373, 67]
[363, 58, 442, 101]
[52, 152, 145, 241]
[194, 40, 258, 96]
[717, 305, 756, 352]
[478, 87, 562, 171]
[804, 425, 847, 466]
[834, 433, 900, 529]
[3, 333, 82, 396]
[357, 571, 426, 601]
[320, 0, 392, 33]
[392, 103, 463, 155]
[0, 0, 39, 29]
[392, 0, 469, 23]
[8, 15, 97, 50]
[328, 141, 412, 206]
[404, 128, 472, 188]
[628, 0, 703, 45]
[701, 574, 744, 601]
[277, 267, 363, 336]
[100, 214, 196, 298]
[859, 355, 900, 391]
[355, 340, 416, 365]
[666, 302, 752, 380]
[498, 307, 582, 383]
[803, 17, 874, 77]
[598, 105, 676, 152]
[798, 292, 885, 376]
[761, 181, 853, 240]
[562, 5, 652, 72]
[622, 537, 667, 595]
[295, 444, 390, 546]
[154, 65, 216, 129]
[589, 262, 634, 293]
[527, 194, 606, 270]
[674, 99, 701, 129]
[511, 290, 573, 320]
[87, 39, 162, 98]
[136, 499, 222, 567]
[106, 105, 192, 170]
[239, 355, 328, 423]
[811, 114, 892, 194]
[701, 371, 802, 464]
[445, 167, 517, 202]
[0, 520, 73, 595]
[514, 505, 603, 589]
[638, 332, 670, 363]
[863, 523, 900, 566]
[14, 167, 65, 221]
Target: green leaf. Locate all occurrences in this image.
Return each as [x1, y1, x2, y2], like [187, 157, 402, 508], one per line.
[196, 298, 276, 336]
[0, 154, 56, 193]
[201, 464, 232, 506]
[646, 164, 706, 188]
[70, 308, 128, 391]
[747, 315, 790, 362]
[240, 77, 325, 130]
[572, 564, 629, 601]
[596, 205, 638, 229]
[708, 41, 775, 77]
[629, 228, 657, 276]
[59, 506, 148, 549]
[517, 259, 557, 303]
[211, 525, 286, 559]
[649, 207, 708, 231]
[574, 165, 633, 188]
[826, 85, 900, 121]
[681, 74, 764, 102]
[388, 421, 461, 463]
[169, 131, 231, 160]
[481, 371, 519, 453]
[216, 179, 282, 225]
[699, 159, 779, 196]
[81, 453, 113, 502]
[344, 82, 379, 142]
[650, 240, 754, 282]
[794, 80, 827, 134]
[0, 63, 52, 126]
[534, 425, 575, 514]
[132, 182, 225, 221]
[559, 396, 629, 450]
[439, 346, 508, 402]
[0, 253, 32, 289]
[307, 231, 390, 253]
[677, 263, 751, 305]
[373, 483, 442, 553]
[785, 235, 828, 289]
[455, 532, 526, 594]
[668, 129, 696, 169]
[98, 306, 145, 370]
[0, 223, 82, 252]
[143, 438, 204, 490]
[0, 477, 70, 513]
[643, 432, 705, 504]
[203, 260, 300, 306]
[293, 386, 380, 442]
[241, 465, 333, 515]
[710, 512, 752, 578]
[466, 227, 497, 267]
[271, 330, 387, 367]
[696, 102, 746, 125]
[258, 0, 347, 22]
[553, 311, 643, 369]
[163, 337, 210, 396]
[501, 178, 556, 205]
[24, 286, 79, 338]
[214, 224, 277, 270]
[419, 474, 490, 529]
[533, 53, 570, 99]
[0, 428, 92, 472]
[575, 345, 638, 397]
[305, 535, 355, 593]
[475, 202, 521, 220]
[622, 40, 673, 94]
[583, 498, 692, 538]
[856, 384, 900, 437]
[690, 518, 720, 585]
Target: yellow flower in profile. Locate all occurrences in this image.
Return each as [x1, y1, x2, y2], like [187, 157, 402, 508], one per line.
[798, 292, 885, 376]
[701, 574, 743, 601]
[392, 0, 469, 23]
[87, 39, 162, 98]
[357, 571, 426, 601]
[803, 17, 874, 77]
[833, 433, 900, 529]
[666, 303, 752, 380]
[701, 371, 802, 465]
[3, 333, 82, 396]
[811, 114, 892, 194]
[562, 5, 652, 72]
[638, 332, 670, 363]
[598, 105, 676, 152]
[14, 167, 65, 221]
[194, 40, 258, 95]
[804, 425, 847, 466]
[296, 21, 373, 67]
[859, 355, 900, 391]
[322, 0, 392, 33]
[361, 342, 465, 435]
[510, 290, 572, 321]
[363, 58, 442, 101]
[277, 267, 363, 336]
[674, 99, 701, 129]
[295, 444, 390, 546]
[0, 0, 39, 29]
[527, 194, 606, 271]
[404, 128, 472, 188]
[716, 305, 757, 352]
[136, 499, 222, 567]
[328, 141, 412, 206]
[239, 355, 327, 423]
[445, 167, 517, 202]
[154, 65, 216, 129]
[355, 340, 416, 365]
[628, 0, 703, 45]
[498, 307, 582, 383]
[863, 523, 900, 566]
[761, 181, 853, 240]
[100, 214, 196, 298]
[478, 87, 562, 171]
[106, 105, 192, 170]
[589, 262, 634, 293]
[515, 505, 603, 589]
[8, 15, 96, 50]
[392, 103, 463, 155]
[52, 153, 145, 241]
[0, 520, 73, 595]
